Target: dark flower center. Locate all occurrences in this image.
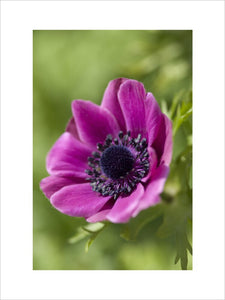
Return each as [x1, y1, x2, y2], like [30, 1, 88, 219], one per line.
[85, 131, 150, 199]
[100, 145, 135, 180]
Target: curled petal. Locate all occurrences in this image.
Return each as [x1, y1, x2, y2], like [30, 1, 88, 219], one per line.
[86, 198, 115, 222]
[106, 184, 144, 223]
[145, 92, 163, 146]
[101, 78, 128, 133]
[72, 100, 120, 147]
[66, 117, 80, 140]
[142, 147, 158, 183]
[40, 175, 83, 199]
[87, 209, 111, 223]
[118, 80, 147, 138]
[152, 114, 173, 165]
[46, 132, 92, 179]
[161, 114, 173, 165]
[50, 183, 111, 218]
[133, 165, 169, 217]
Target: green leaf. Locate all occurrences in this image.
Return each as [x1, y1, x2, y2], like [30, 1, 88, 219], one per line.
[169, 89, 186, 119]
[84, 223, 108, 253]
[174, 253, 180, 265]
[68, 227, 90, 244]
[82, 222, 105, 234]
[174, 230, 192, 270]
[173, 106, 192, 137]
[157, 139, 192, 270]
[187, 134, 192, 146]
[161, 100, 169, 116]
[68, 222, 108, 252]
[85, 238, 95, 253]
[171, 90, 192, 137]
[120, 205, 163, 241]
[157, 191, 192, 270]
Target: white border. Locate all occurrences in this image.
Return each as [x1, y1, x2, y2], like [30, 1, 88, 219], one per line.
[1, 1, 224, 300]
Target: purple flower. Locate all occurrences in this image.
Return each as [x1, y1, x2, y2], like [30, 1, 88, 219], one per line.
[40, 78, 172, 223]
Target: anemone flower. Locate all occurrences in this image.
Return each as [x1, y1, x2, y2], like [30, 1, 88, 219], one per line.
[40, 78, 172, 223]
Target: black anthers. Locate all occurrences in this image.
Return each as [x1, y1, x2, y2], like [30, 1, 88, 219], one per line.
[85, 131, 150, 198]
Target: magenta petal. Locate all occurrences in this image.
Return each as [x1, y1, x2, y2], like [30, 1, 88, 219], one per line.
[66, 117, 80, 140]
[86, 209, 111, 223]
[106, 184, 144, 223]
[118, 80, 147, 138]
[145, 93, 163, 146]
[40, 176, 82, 199]
[46, 132, 92, 178]
[161, 114, 173, 165]
[72, 100, 120, 147]
[142, 147, 158, 183]
[50, 183, 111, 217]
[101, 78, 128, 133]
[133, 165, 169, 217]
[86, 198, 115, 222]
[152, 114, 173, 165]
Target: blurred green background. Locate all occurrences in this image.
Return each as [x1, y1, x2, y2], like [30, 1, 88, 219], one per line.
[33, 30, 192, 270]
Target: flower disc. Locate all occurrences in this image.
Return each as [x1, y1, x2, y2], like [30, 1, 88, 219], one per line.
[100, 145, 135, 180]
